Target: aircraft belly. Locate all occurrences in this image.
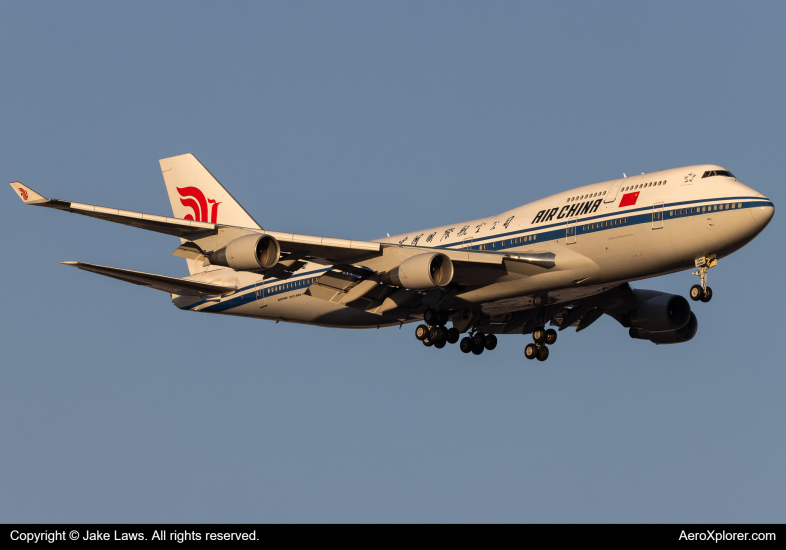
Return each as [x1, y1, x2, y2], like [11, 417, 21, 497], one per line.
[199, 289, 405, 328]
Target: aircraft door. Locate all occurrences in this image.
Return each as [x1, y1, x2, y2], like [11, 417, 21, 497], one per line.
[462, 238, 473, 249]
[566, 219, 577, 244]
[256, 282, 267, 307]
[652, 202, 664, 229]
[604, 179, 624, 203]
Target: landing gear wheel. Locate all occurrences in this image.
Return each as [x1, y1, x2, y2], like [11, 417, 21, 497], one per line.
[472, 343, 484, 355]
[532, 327, 547, 344]
[536, 345, 550, 362]
[545, 329, 557, 345]
[424, 308, 438, 325]
[460, 337, 473, 354]
[473, 333, 487, 348]
[690, 284, 703, 301]
[415, 324, 430, 341]
[423, 338, 433, 347]
[432, 326, 448, 342]
[434, 339, 446, 349]
[484, 334, 498, 350]
[436, 310, 450, 326]
[446, 328, 460, 344]
[700, 286, 713, 303]
[524, 343, 539, 360]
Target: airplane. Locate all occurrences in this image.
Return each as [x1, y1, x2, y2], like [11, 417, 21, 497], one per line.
[10, 154, 774, 361]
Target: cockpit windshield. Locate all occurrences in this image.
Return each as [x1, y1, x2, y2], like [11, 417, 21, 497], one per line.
[702, 170, 735, 179]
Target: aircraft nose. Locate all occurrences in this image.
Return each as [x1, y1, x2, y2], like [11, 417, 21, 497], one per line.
[750, 200, 774, 227]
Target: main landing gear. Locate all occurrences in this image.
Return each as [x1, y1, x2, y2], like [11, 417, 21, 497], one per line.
[524, 326, 557, 362]
[459, 331, 498, 356]
[416, 308, 460, 350]
[690, 256, 716, 303]
[416, 308, 498, 355]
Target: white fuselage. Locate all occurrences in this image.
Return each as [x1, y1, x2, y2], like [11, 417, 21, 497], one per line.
[174, 164, 774, 327]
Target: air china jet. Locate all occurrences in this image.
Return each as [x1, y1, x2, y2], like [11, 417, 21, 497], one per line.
[10, 154, 774, 361]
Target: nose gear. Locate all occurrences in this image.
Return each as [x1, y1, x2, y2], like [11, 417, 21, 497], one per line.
[690, 256, 716, 302]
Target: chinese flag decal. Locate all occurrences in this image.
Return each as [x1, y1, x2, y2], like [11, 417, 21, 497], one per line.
[619, 191, 640, 207]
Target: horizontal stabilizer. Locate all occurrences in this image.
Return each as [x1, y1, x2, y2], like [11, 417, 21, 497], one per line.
[61, 261, 236, 296]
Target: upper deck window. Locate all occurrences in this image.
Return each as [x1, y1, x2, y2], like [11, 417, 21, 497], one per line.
[702, 170, 735, 179]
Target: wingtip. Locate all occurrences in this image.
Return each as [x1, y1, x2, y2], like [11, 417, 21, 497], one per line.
[61, 261, 78, 266]
[10, 181, 48, 204]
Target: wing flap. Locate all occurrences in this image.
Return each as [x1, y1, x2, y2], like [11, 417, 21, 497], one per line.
[61, 262, 236, 296]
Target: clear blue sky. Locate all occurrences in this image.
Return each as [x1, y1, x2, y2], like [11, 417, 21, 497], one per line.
[1, 1, 783, 522]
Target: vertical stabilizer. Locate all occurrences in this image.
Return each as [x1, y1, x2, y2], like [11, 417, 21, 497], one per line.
[160, 154, 261, 229]
[160, 154, 261, 275]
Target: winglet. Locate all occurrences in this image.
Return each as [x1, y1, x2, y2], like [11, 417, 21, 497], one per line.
[10, 182, 48, 204]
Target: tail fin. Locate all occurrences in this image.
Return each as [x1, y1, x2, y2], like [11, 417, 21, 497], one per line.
[159, 154, 261, 230]
[160, 153, 261, 275]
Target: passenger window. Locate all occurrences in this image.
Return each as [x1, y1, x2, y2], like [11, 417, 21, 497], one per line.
[738, 203, 742, 208]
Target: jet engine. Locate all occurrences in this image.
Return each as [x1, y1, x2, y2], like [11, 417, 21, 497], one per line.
[381, 252, 454, 290]
[629, 312, 698, 344]
[628, 293, 692, 333]
[207, 234, 281, 271]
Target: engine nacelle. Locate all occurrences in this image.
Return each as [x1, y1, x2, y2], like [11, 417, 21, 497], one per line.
[381, 252, 454, 290]
[629, 312, 698, 345]
[629, 293, 691, 333]
[207, 234, 281, 271]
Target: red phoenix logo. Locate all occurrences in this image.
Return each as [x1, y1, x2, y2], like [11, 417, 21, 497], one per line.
[19, 188, 28, 201]
[176, 187, 221, 223]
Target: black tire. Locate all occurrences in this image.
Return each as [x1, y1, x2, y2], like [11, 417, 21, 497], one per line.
[484, 334, 498, 350]
[532, 327, 547, 344]
[446, 328, 460, 344]
[524, 343, 539, 360]
[472, 343, 484, 355]
[459, 337, 473, 353]
[473, 332, 486, 347]
[415, 324, 430, 341]
[537, 345, 550, 362]
[545, 328, 557, 345]
[436, 310, 450, 326]
[423, 338, 433, 347]
[434, 339, 446, 349]
[433, 326, 448, 341]
[424, 308, 438, 325]
[689, 284, 703, 301]
[700, 286, 713, 303]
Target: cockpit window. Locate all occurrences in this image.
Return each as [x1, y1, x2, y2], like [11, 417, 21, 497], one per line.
[702, 170, 735, 179]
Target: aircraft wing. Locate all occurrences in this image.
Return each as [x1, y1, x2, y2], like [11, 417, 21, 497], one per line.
[10, 182, 382, 262]
[61, 262, 237, 296]
[10, 182, 558, 276]
[11, 182, 217, 237]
